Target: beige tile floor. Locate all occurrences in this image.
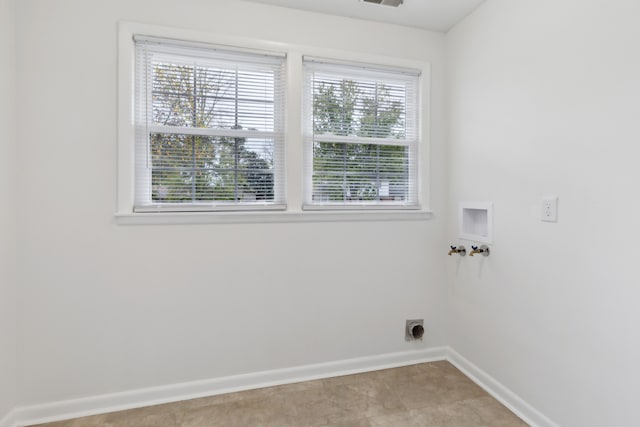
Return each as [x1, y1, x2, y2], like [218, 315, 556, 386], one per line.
[31, 361, 528, 427]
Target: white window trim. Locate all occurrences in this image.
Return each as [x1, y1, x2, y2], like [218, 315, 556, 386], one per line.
[114, 210, 432, 225]
[302, 57, 421, 210]
[117, 21, 432, 224]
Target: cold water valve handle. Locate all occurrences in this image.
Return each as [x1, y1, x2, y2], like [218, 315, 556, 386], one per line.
[470, 245, 490, 257]
[448, 245, 466, 256]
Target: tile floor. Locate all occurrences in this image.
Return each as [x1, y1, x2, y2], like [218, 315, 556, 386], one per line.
[31, 361, 527, 427]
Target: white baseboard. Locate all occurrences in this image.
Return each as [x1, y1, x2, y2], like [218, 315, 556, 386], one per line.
[0, 410, 17, 427]
[10, 347, 559, 427]
[13, 347, 447, 427]
[446, 348, 559, 427]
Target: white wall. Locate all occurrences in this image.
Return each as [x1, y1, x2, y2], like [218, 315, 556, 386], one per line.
[15, 0, 448, 406]
[0, 0, 18, 421]
[446, 0, 640, 425]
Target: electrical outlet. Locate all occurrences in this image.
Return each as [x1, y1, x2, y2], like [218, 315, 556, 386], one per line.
[541, 196, 558, 222]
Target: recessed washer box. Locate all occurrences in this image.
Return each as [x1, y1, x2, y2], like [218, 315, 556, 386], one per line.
[459, 202, 493, 244]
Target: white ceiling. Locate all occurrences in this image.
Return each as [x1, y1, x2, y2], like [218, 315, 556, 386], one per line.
[242, 0, 486, 32]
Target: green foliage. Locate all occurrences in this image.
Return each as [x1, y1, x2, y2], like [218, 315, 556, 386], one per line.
[313, 80, 358, 136]
[358, 85, 404, 139]
[149, 63, 274, 203]
[312, 79, 408, 202]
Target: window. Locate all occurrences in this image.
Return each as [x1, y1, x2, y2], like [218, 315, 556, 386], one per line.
[133, 37, 286, 212]
[303, 58, 420, 210]
[118, 23, 430, 223]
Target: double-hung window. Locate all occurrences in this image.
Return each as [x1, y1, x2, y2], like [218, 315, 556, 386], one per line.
[134, 37, 286, 212]
[303, 58, 420, 210]
[119, 24, 429, 222]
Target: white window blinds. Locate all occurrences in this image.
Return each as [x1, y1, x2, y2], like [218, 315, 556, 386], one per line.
[303, 58, 420, 209]
[134, 37, 286, 212]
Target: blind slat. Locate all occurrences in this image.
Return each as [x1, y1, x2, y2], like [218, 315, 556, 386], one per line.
[303, 59, 420, 208]
[135, 38, 285, 211]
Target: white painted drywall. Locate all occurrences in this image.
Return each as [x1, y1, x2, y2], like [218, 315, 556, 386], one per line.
[15, 0, 447, 405]
[0, 0, 17, 421]
[446, 0, 640, 425]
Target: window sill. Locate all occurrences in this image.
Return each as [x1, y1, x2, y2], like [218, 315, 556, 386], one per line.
[114, 210, 433, 225]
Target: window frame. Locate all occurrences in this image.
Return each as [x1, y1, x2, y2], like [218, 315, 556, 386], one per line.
[302, 57, 421, 211]
[117, 22, 432, 224]
[133, 36, 286, 212]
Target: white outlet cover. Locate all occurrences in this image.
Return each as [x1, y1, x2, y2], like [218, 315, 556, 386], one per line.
[541, 196, 558, 222]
